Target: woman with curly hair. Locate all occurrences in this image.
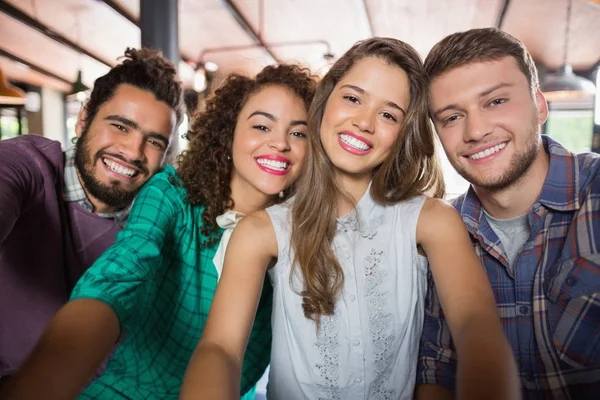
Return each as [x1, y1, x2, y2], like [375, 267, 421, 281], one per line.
[181, 38, 519, 400]
[4, 64, 316, 400]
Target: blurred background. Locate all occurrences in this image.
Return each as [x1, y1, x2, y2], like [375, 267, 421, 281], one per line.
[0, 0, 599, 197]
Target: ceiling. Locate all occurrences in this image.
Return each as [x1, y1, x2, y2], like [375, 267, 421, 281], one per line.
[1, 0, 599, 93]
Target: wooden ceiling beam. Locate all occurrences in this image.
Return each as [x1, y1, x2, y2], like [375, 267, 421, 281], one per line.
[0, 0, 114, 68]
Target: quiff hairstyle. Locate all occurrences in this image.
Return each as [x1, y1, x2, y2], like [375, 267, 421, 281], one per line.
[424, 28, 539, 95]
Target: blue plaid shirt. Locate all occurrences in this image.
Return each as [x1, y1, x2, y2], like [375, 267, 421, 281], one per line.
[417, 136, 600, 399]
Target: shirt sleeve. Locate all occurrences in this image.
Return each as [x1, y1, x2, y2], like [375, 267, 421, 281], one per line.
[0, 144, 39, 245]
[70, 174, 177, 327]
[416, 273, 458, 390]
[239, 276, 273, 395]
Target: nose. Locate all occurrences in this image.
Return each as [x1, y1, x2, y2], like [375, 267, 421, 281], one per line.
[352, 107, 375, 134]
[116, 133, 145, 163]
[463, 111, 492, 142]
[268, 130, 291, 152]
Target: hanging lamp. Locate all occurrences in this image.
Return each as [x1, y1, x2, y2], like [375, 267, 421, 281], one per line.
[541, 0, 596, 101]
[0, 66, 26, 105]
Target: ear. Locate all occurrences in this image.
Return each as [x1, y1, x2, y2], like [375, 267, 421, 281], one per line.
[534, 88, 549, 125]
[75, 105, 88, 138]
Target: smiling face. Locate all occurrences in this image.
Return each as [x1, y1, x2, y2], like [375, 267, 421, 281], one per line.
[229, 84, 309, 205]
[75, 84, 176, 212]
[429, 56, 549, 191]
[319, 57, 410, 189]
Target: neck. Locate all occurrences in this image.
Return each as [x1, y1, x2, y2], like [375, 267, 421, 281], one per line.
[229, 176, 274, 216]
[474, 148, 549, 219]
[335, 172, 371, 217]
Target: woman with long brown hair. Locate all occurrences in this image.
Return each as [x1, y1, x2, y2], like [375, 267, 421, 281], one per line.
[181, 38, 519, 400]
[2, 64, 316, 400]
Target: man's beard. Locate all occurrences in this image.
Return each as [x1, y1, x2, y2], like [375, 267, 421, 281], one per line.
[74, 131, 146, 211]
[451, 120, 541, 192]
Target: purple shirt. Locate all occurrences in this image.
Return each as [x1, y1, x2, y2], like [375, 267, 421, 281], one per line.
[0, 135, 121, 376]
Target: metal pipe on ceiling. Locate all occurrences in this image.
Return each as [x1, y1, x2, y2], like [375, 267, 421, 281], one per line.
[0, 47, 72, 86]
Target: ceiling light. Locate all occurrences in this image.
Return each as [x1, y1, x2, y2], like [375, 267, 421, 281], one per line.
[0, 66, 26, 105]
[204, 61, 219, 72]
[541, 0, 596, 101]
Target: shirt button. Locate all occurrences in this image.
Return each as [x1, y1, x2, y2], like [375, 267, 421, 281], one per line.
[519, 305, 530, 315]
[566, 277, 577, 286]
[525, 372, 534, 382]
[354, 377, 362, 384]
[349, 294, 356, 301]
[353, 339, 360, 346]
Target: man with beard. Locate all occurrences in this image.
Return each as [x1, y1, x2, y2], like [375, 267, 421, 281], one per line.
[0, 48, 184, 386]
[416, 28, 600, 399]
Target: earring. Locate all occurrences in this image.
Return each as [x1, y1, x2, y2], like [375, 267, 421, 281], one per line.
[226, 154, 231, 160]
[279, 191, 285, 199]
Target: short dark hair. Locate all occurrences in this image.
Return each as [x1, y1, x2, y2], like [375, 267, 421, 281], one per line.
[83, 47, 185, 136]
[425, 28, 539, 95]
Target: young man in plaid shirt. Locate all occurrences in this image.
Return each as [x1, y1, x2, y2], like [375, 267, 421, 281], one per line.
[416, 28, 600, 399]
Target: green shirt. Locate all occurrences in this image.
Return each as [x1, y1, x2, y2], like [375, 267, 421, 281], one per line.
[71, 165, 272, 399]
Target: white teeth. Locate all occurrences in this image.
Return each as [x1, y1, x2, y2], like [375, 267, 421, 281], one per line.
[469, 143, 506, 160]
[103, 158, 136, 178]
[257, 158, 289, 171]
[339, 134, 371, 151]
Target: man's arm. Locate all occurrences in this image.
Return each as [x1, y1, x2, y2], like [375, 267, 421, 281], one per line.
[0, 145, 38, 244]
[1, 299, 119, 399]
[1, 174, 177, 399]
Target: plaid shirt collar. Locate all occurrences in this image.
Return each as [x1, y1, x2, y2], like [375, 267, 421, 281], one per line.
[63, 146, 129, 226]
[458, 135, 580, 235]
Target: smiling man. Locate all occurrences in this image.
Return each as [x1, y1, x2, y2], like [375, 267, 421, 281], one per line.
[416, 28, 600, 399]
[0, 48, 184, 385]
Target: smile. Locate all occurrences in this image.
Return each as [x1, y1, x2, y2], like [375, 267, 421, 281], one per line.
[338, 131, 373, 156]
[102, 158, 139, 178]
[468, 142, 507, 160]
[256, 156, 291, 176]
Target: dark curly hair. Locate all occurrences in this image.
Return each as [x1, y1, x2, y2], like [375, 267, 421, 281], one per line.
[176, 64, 317, 242]
[82, 47, 185, 142]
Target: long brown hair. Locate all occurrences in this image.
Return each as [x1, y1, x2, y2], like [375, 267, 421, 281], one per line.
[176, 64, 317, 244]
[291, 38, 445, 325]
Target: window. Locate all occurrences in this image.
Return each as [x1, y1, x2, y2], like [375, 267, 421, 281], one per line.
[0, 106, 28, 140]
[544, 109, 594, 154]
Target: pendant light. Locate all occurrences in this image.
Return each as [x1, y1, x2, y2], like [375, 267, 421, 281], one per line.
[0, 66, 26, 105]
[68, 10, 89, 102]
[541, 0, 596, 101]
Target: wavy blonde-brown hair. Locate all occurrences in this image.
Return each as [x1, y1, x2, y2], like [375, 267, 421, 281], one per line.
[291, 38, 445, 325]
[176, 64, 317, 245]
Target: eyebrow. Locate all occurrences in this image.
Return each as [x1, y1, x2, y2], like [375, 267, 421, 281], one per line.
[104, 115, 170, 147]
[248, 111, 277, 121]
[432, 83, 514, 119]
[249, 111, 307, 128]
[340, 84, 406, 115]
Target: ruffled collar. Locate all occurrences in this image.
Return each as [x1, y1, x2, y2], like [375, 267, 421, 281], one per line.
[336, 185, 382, 240]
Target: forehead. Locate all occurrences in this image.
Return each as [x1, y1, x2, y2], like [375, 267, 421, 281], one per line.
[241, 85, 307, 117]
[96, 84, 176, 132]
[429, 57, 528, 105]
[337, 57, 411, 105]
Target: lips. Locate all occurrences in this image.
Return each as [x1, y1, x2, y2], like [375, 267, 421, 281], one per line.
[255, 155, 291, 176]
[338, 131, 372, 155]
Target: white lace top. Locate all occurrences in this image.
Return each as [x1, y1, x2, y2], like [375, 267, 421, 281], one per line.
[265, 189, 429, 400]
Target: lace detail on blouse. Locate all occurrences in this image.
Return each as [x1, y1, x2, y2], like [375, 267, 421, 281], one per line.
[365, 248, 396, 399]
[314, 315, 341, 400]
